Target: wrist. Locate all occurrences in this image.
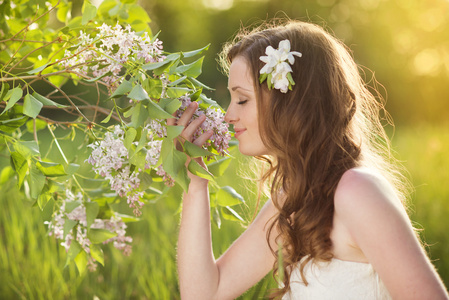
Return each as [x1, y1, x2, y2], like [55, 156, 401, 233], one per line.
[188, 175, 209, 187]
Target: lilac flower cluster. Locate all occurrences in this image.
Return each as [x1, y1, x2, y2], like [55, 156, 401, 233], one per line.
[44, 189, 132, 271]
[87, 126, 144, 216]
[61, 23, 164, 91]
[176, 95, 231, 155]
[143, 125, 174, 186]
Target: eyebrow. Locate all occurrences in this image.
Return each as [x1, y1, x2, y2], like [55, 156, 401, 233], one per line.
[229, 86, 251, 92]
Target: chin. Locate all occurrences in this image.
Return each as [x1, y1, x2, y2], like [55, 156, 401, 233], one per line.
[238, 143, 269, 157]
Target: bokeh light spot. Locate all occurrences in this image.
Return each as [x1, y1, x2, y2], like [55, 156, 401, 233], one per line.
[413, 48, 441, 76]
[202, 0, 234, 11]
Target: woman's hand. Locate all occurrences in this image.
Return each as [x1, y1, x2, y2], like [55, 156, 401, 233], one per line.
[166, 101, 213, 181]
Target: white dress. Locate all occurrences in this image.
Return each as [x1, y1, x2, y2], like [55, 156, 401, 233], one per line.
[282, 258, 392, 300]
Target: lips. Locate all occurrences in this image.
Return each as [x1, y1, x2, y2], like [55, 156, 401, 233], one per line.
[234, 128, 246, 138]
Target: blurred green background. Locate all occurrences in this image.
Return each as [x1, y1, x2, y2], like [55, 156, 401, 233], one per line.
[1, 0, 448, 298]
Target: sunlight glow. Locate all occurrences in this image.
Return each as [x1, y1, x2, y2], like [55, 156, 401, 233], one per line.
[202, 0, 234, 11]
[413, 49, 441, 76]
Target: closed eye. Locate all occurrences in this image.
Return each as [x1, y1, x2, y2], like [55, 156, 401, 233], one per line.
[237, 100, 248, 105]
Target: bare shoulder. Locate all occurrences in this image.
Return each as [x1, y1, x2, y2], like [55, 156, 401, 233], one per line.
[333, 169, 449, 299]
[334, 167, 405, 217]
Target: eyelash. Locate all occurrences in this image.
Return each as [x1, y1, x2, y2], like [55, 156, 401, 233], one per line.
[237, 100, 248, 105]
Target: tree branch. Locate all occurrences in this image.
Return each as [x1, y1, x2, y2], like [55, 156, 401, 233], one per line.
[42, 77, 91, 123]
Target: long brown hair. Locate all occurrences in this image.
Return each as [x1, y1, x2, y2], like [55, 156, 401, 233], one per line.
[220, 20, 408, 298]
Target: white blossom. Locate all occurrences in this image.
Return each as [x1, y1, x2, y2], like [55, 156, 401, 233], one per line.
[259, 39, 302, 93]
[61, 23, 165, 93]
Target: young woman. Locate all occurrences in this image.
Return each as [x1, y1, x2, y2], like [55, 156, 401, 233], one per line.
[172, 20, 449, 299]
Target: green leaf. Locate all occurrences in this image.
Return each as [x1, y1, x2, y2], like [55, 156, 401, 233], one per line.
[175, 57, 204, 78]
[128, 84, 149, 101]
[10, 151, 28, 188]
[216, 186, 245, 206]
[101, 109, 114, 123]
[207, 157, 232, 177]
[138, 171, 153, 190]
[167, 75, 187, 86]
[87, 228, 117, 244]
[111, 80, 133, 98]
[32, 92, 67, 108]
[188, 77, 214, 91]
[65, 201, 81, 213]
[221, 206, 244, 222]
[166, 87, 190, 98]
[182, 44, 210, 58]
[26, 119, 47, 132]
[81, 0, 97, 25]
[0, 83, 9, 101]
[189, 89, 202, 102]
[131, 102, 149, 128]
[65, 241, 82, 267]
[0, 116, 28, 133]
[66, 163, 80, 175]
[57, 1, 72, 23]
[147, 100, 174, 119]
[1, 87, 23, 115]
[23, 94, 43, 119]
[184, 141, 214, 157]
[37, 190, 52, 211]
[129, 149, 147, 170]
[166, 125, 184, 139]
[85, 202, 99, 229]
[36, 161, 67, 177]
[267, 73, 273, 90]
[213, 207, 221, 229]
[14, 140, 40, 158]
[126, 3, 150, 23]
[74, 250, 88, 274]
[287, 72, 295, 86]
[84, 71, 113, 83]
[160, 140, 187, 179]
[158, 98, 181, 115]
[142, 59, 173, 72]
[144, 77, 163, 99]
[40, 192, 54, 220]
[90, 244, 104, 266]
[97, 0, 116, 17]
[113, 213, 140, 222]
[199, 94, 219, 108]
[123, 105, 134, 118]
[164, 53, 182, 62]
[0, 166, 14, 184]
[26, 63, 49, 75]
[134, 129, 147, 154]
[30, 165, 46, 199]
[176, 165, 190, 191]
[108, 3, 120, 16]
[67, 16, 82, 29]
[187, 160, 214, 181]
[63, 219, 78, 238]
[124, 127, 137, 149]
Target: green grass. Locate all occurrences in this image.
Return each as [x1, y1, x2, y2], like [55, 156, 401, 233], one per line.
[392, 124, 449, 287]
[1, 124, 448, 299]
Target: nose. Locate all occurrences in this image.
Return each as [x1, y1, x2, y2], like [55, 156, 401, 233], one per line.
[224, 102, 238, 124]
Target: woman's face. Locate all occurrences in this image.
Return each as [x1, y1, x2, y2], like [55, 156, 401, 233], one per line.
[225, 56, 269, 156]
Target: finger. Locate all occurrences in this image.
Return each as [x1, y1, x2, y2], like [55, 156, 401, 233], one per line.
[177, 102, 198, 127]
[181, 114, 206, 141]
[166, 111, 178, 126]
[192, 129, 214, 147]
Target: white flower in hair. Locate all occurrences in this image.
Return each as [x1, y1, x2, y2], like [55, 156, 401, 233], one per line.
[259, 39, 302, 93]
